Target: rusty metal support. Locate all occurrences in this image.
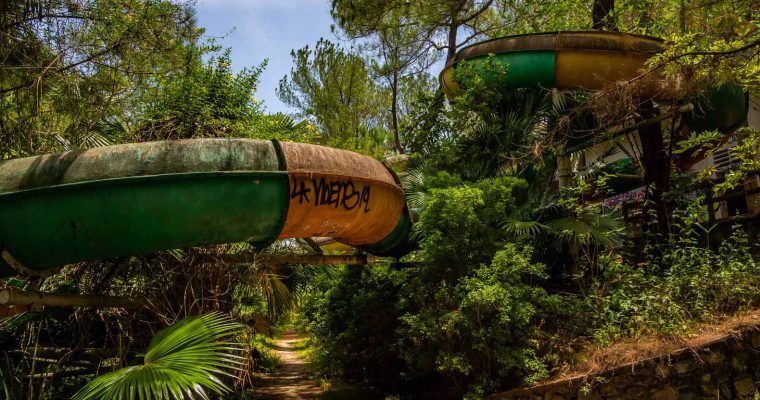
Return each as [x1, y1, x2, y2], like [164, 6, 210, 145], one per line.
[193, 253, 382, 267]
[606, 103, 694, 138]
[0, 288, 143, 308]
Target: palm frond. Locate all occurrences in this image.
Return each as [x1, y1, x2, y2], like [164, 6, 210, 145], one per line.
[575, 144, 621, 181]
[73, 312, 244, 400]
[545, 211, 623, 247]
[80, 132, 111, 148]
[500, 218, 550, 238]
[400, 169, 430, 210]
[53, 133, 71, 151]
[239, 263, 295, 321]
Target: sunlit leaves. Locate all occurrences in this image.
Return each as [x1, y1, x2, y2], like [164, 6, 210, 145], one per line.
[277, 38, 391, 156]
[73, 312, 244, 400]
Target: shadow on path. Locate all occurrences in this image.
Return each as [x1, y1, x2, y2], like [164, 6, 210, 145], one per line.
[251, 330, 322, 399]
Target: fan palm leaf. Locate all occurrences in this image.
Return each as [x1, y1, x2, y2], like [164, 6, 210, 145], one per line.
[400, 169, 430, 210]
[73, 312, 245, 400]
[500, 217, 550, 238]
[545, 211, 623, 248]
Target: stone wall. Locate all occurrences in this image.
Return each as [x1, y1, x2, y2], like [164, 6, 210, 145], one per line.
[489, 328, 760, 400]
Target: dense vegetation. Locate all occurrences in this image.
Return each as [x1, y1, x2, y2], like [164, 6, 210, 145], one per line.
[1, 0, 759, 399]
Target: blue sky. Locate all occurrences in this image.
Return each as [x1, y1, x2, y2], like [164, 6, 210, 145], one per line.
[195, 0, 335, 114]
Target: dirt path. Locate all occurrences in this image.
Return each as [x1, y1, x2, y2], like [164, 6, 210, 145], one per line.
[252, 330, 323, 399]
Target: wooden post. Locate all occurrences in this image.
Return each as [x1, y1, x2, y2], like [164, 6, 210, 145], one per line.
[557, 147, 572, 188]
[706, 187, 715, 223]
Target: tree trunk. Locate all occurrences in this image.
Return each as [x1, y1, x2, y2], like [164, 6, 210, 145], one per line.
[0, 288, 143, 308]
[638, 102, 671, 242]
[391, 68, 404, 154]
[557, 146, 572, 188]
[592, 0, 617, 31]
[446, 21, 458, 63]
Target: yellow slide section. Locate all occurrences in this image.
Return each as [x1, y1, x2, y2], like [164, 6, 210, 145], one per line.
[278, 142, 406, 246]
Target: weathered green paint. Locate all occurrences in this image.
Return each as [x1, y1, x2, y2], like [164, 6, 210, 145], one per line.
[0, 172, 289, 271]
[0, 138, 420, 277]
[361, 209, 415, 257]
[454, 51, 557, 90]
[442, 32, 748, 146]
[0, 139, 281, 194]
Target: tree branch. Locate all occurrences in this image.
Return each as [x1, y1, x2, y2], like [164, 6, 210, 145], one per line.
[631, 37, 760, 82]
[0, 41, 123, 96]
[458, 0, 495, 24]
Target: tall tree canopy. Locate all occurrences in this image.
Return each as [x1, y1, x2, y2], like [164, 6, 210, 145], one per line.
[332, 0, 505, 62]
[277, 38, 389, 149]
[0, 0, 198, 157]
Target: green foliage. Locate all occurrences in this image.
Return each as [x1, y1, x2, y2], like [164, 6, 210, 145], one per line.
[589, 227, 759, 344]
[401, 169, 462, 210]
[1, 0, 320, 157]
[299, 264, 407, 385]
[404, 59, 559, 182]
[414, 177, 526, 277]
[73, 312, 244, 400]
[243, 332, 282, 373]
[254, 113, 320, 143]
[3, 1, 760, 399]
[647, 16, 759, 91]
[302, 159, 759, 398]
[137, 48, 267, 140]
[332, 0, 502, 61]
[714, 128, 760, 193]
[551, 181, 624, 248]
[0, 0, 199, 156]
[401, 245, 559, 394]
[301, 177, 568, 396]
[277, 38, 391, 155]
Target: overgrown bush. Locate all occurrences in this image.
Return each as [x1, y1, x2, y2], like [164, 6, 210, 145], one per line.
[300, 264, 408, 389]
[300, 173, 760, 399]
[398, 245, 564, 398]
[300, 177, 575, 397]
[588, 227, 760, 344]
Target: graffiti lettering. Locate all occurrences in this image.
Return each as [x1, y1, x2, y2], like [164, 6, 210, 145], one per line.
[290, 177, 371, 212]
[601, 186, 645, 209]
[290, 180, 311, 204]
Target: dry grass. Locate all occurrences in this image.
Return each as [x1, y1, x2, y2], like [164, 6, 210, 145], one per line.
[548, 308, 760, 384]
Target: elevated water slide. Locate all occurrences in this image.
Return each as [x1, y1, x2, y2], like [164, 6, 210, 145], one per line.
[0, 140, 414, 277]
[440, 31, 748, 197]
[0, 32, 749, 278]
[440, 31, 747, 134]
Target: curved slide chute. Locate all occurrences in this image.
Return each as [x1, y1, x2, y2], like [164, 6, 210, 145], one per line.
[440, 31, 747, 134]
[0, 139, 413, 277]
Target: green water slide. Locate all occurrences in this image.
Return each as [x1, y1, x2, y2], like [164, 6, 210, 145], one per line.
[0, 139, 413, 277]
[440, 31, 748, 134]
[0, 32, 749, 278]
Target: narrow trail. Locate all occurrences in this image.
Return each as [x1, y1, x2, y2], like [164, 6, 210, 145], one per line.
[253, 330, 323, 399]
